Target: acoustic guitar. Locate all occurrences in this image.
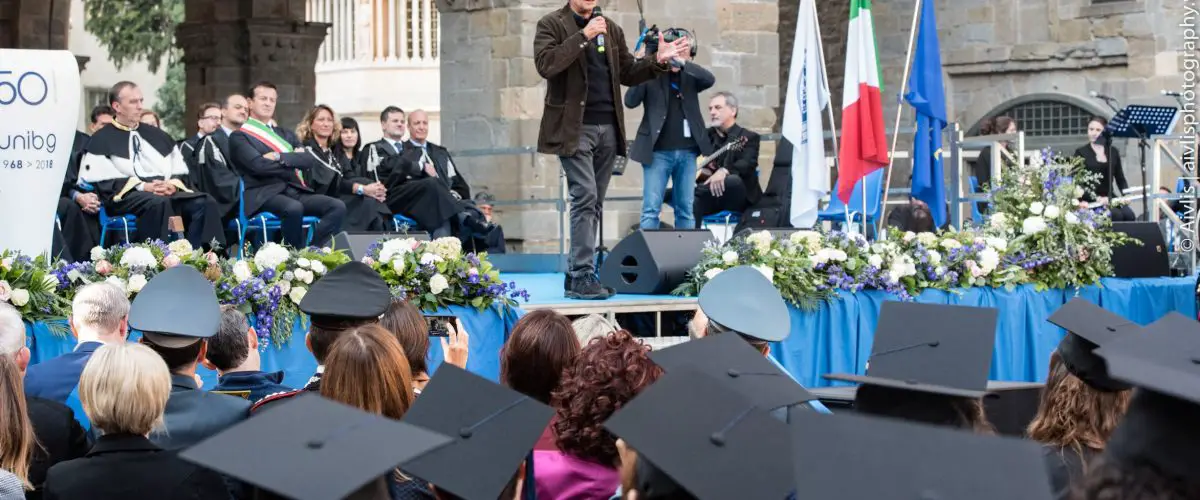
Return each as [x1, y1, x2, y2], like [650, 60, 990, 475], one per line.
[695, 135, 749, 182]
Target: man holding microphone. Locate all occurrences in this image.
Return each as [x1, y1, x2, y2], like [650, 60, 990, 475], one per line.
[535, 0, 689, 300]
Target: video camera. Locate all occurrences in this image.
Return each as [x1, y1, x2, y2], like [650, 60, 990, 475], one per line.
[641, 25, 697, 58]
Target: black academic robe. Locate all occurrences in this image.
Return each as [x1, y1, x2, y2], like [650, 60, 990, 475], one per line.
[304, 139, 389, 232]
[188, 129, 242, 221]
[77, 124, 225, 248]
[1042, 444, 1096, 500]
[363, 139, 472, 230]
[56, 131, 100, 261]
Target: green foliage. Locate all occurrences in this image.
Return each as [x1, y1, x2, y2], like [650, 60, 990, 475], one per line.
[82, 0, 184, 73]
[153, 59, 186, 138]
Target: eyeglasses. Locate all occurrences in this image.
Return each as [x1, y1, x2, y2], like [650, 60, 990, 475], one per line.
[202, 115, 221, 121]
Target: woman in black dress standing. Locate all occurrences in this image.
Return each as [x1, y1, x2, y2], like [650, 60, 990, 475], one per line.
[972, 116, 1020, 215]
[297, 106, 390, 232]
[1074, 116, 1134, 221]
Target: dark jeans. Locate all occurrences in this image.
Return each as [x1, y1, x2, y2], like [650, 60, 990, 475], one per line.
[694, 175, 750, 221]
[559, 124, 618, 278]
[259, 192, 347, 248]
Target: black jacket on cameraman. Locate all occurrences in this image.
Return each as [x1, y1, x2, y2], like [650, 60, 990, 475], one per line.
[624, 59, 716, 166]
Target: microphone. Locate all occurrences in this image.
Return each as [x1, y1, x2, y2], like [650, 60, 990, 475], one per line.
[1162, 90, 1184, 97]
[593, 7, 605, 53]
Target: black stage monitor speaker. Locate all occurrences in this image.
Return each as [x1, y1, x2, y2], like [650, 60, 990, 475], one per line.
[1110, 222, 1169, 278]
[599, 229, 714, 295]
[333, 231, 430, 262]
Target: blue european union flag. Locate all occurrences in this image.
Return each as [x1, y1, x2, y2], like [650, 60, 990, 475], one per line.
[904, 0, 948, 227]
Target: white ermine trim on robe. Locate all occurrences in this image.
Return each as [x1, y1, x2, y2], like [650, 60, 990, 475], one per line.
[79, 130, 191, 183]
[198, 136, 226, 167]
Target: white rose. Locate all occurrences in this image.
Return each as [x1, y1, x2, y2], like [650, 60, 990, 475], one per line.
[277, 281, 292, 296]
[0, 258, 10, 270]
[752, 265, 774, 283]
[927, 250, 942, 265]
[986, 237, 1008, 252]
[232, 260, 253, 283]
[747, 231, 773, 254]
[296, 258, 312, 269]
[989, 213, 1008, 229]
[391, 258, 407, 274]
[886, 269, 904, 284]
[940, 239, 961, 250]
[168, 239, 194, 256]
[105, 276, 125, 291]
[89, 246, 106, 262]
[420, 253, 443, 266]
[429, 274, 449, 295]
[310, 261, 327, 275]
[704, 268, 724, 280]
[1074, 187, 1085, 198]
[295, 269, 314, 285]
[722, 251, 739, 265]
[1065, 212, 1080, 224]
[1022, 216, 1048, 235]
[9, 289, 29, 307]
[289, 286, 308, 304]
[127, 274, 148, 293]
[868, 254, 884, 268]
[917, 233, 938, 247]
[119, 247, 157, 269]
[1029, 202, 1045, 215]
[1042, 205, 1061, 219]
[253, 243, 290, 271]
[902, 231, 916, 243]
[979, 248, 1001, 273]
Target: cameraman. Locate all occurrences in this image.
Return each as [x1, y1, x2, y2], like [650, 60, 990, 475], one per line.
[625, 29, 715, 230]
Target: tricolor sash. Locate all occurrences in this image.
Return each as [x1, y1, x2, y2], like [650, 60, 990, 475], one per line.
[241, 118, 295, 153]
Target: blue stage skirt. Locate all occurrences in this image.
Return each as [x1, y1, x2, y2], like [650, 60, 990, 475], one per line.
[773, 276, 1197, 388]
[26, 304, 526, 389]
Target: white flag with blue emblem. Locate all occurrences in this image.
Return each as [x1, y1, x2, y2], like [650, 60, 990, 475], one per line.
[782, 0, 830, 228]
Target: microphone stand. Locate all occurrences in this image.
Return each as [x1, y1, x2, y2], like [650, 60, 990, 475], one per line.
[1098, 96, 1150, 218]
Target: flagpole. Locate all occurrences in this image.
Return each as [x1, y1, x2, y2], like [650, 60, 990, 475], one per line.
[809, 0, 849, 234]
[876, 0, 923, 237]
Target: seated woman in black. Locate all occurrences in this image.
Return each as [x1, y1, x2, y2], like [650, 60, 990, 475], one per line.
[1075, 116, 1135, 221]
[298, 105, 391, 232]
[971, 116, 1020, 215]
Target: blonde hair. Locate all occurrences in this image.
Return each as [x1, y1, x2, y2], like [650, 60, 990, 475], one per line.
[0, 355, 33, 490]
[79, 343, 172, 436]
[296, 104, 341, 145]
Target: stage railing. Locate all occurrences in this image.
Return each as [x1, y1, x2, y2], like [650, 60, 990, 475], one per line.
[948, 124, 1026, 229]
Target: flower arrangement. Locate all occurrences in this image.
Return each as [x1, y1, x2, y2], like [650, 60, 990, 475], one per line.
[364, 236, 529, 313]
[59, 240, 219, 297]
[675, 151, 1138, 306]
[0, 251, 72, 335]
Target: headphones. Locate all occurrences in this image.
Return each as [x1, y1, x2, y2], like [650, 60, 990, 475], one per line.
[662, 27, 699, 58]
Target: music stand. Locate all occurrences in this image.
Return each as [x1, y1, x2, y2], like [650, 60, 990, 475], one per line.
[1105, 105, 1179, 216]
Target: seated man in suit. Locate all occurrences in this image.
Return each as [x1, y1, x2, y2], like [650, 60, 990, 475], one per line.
[228, 81, 345, 248]
[694, 91, 762, 222]
[77, 82, 226, 249]
[188, 96, 245, 223]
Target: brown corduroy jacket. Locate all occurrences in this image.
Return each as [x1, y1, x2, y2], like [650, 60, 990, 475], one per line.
[533, 4, 668, 157]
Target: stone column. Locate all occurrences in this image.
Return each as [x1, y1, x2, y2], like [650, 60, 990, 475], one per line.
[0, 0, 70, 50]
[437, 0, 780, 251]
[177, 0, 328, 135]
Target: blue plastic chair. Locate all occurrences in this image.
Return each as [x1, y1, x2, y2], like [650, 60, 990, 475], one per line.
[226, 180, 319, 257]
[701, 210, 741, 242]
[818, 169, 884, 232]
[392, 214, 421, 232]
[968, 176, 984, 225]
[97, 205, 137, 247]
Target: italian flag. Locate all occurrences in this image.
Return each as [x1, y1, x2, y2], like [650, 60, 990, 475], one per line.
[836, 0, 889, 203]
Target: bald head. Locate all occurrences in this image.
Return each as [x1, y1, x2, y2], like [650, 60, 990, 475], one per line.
[408, 110, 430, 143]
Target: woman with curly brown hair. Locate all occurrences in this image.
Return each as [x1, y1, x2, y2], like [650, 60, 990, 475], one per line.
[533, 330, 662, 499]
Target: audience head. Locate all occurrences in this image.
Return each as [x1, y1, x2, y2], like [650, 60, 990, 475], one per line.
[379, 106, 406, 140]
[338, 117, 362, 157]
[69, 282, 130, 344]
[196, 102, 222, 136]
[202, 306, 259, 374]
[300, 262, 392, 365]
[408, 110, 430, 143]
[855, 384, 995, 434]
[89, 104, 115, 132]
[248, 81, 279, 121]
[1080, 454, 1200, 500]
[1088, 116, 1110, 145]
[222, 94, 249, 128]
[297, 104, 340, 145]
[709, 91, 738, 128]
[552, 331, 662, 466]
[79, 343, 172, 437]
[108, 81, 143, 127]
[139, 110, 161, 128]
[501, 310, 580, 404]
[908, 201, 934, 233]
[1027, 350, 1131, 453]
[321, 324, 414, 420]
[0, 354, 33, 490]
[571, 314, 619, 347]
[980, 115, 1018, 136]
[0, 304, 28, 372]
[379, 299, 429, 388]
[697, 266, 790, 355]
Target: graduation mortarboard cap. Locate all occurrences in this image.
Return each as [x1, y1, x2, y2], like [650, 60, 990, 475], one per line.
[824, 301, 998, 398]
[605, 366, 793, 500]
[1047, 298, 1138, 392]
[129, 266, 221, 348]
[178, 393, 453, 500]
[400, 364, 553, 500]
[298, 261, 390, 327]
[790, 411, 1053, 500]
[649, 332, 814, 410]
[1096, 312, 1200, 480]
[698, 266, 790, 342]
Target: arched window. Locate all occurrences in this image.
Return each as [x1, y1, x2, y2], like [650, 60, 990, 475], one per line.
[967, 93, 1112, 146]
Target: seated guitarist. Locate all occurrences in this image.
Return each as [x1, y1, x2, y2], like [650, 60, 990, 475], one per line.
[695, 91, 762, 221]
